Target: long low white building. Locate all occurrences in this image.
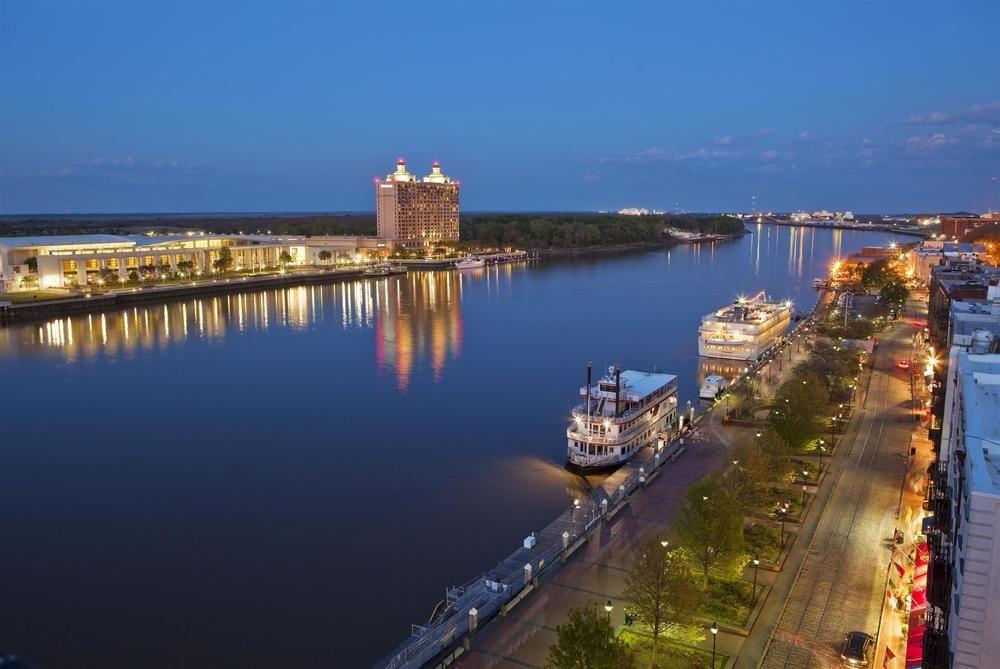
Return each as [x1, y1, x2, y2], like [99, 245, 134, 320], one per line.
[0, 233, 388, 292]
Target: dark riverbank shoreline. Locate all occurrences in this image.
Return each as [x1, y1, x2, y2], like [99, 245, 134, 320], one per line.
[533, 231, 745, 257]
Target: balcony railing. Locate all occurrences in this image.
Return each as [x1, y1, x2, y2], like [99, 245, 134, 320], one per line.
[928, 555, 952, 611]
[923, 609, 950, 669]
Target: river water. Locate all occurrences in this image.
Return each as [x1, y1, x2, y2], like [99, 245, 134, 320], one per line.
[0, 224, 901, 668]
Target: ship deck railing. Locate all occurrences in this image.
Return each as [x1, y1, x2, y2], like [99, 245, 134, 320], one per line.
[571, 401, 645, 422]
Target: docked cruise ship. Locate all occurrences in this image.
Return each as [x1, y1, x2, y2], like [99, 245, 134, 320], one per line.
[698, 292, 792, 361]
[566, 364, 678, 469]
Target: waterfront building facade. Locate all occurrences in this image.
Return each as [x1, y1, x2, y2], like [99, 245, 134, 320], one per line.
[925, 350, 1000, 669]
[376, 159, 460, 249]
[0, 234, 387, 292]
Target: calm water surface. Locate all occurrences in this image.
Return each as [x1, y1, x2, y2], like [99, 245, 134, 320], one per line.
[0, 225, 901, 668]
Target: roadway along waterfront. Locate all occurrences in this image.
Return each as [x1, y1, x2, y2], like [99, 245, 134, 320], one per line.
[0, 224, 903, 668]
[755, 297, 924, 669]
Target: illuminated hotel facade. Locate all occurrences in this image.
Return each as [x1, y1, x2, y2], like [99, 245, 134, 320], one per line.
[376, 159, 459, 249]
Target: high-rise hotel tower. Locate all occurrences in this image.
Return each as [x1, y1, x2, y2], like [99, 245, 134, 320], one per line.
[375, 159, 460, 248]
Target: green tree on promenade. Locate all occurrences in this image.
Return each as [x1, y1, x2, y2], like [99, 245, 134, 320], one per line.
[673, 477, 745, 589]
[318, 250, 332, 265]
[623, 538, 702, 667]
[769, 371, 828, 449]
[546, 602, 635, 669]
[797, 340, 861, 402]
[728, 375, 761, 419]
[729, 440, 774, 506]
[279, 250, 292, 267]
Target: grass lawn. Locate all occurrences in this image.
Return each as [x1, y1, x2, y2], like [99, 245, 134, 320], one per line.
[744, 523, 782, 564]
[787, 459, 821, 482]
[0, 290, 73, 303]
[751, 488, 804, 520]
[619, 629, 724, 669]
[699, 577, 760, 627]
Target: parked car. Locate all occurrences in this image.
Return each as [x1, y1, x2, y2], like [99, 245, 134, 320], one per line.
[840, 631, 874, 666]
[896, 358, 911, 370]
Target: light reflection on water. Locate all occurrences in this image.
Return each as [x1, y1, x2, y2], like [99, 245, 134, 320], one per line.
[1, 271, 474, 391]
[0, 226, 906, 669]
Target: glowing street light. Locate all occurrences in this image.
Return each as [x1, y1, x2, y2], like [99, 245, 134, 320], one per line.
[710, 622, 719, 669]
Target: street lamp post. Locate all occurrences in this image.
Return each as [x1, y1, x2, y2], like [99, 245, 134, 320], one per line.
[751, 556, 760, 606]
[779, 506, 787, 547]
[819, 442, 826, 475]
[604, 600, 613, 622]
[710, 622, 718, 669]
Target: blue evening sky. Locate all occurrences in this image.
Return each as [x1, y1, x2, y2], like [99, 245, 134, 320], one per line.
[1, 0, 998, 214]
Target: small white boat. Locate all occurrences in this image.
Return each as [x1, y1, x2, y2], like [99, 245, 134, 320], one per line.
[455, 257, 485, 270]
[363, 264, 391, 276]
[812, 278, 829, 289]
[699, 374, 727, 401]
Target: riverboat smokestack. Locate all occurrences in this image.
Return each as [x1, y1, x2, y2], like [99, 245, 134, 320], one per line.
[586, 361, 592, 401]
[614, 365, 622, 416]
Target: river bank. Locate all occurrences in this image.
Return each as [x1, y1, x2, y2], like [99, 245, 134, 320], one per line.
[0, 267, 363, 323]
[533, 231, 745, 257]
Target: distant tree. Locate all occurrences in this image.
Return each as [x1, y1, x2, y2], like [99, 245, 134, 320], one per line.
[159, 262, 173, 278]
[176, 260, 194, 276]
[25, 256, 38, 272]
[127, 270, 140, 284]
[279, 250, 292, 267]
[98, 268, 119, 286]
[673, 477, 745, 589]
[623, 539, 702, 666]
[545, 602, 634, 669]
[19, 274, 39, 289]
[318, 250, 332, 265]
[212, 247, 233, 274]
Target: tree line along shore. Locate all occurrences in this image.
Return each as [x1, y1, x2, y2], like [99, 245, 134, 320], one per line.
[0, 213, 746, 251]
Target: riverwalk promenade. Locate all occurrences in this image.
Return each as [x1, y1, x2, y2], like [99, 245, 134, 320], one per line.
[448, 306, 921, 669]
[377, 305, 821, 668]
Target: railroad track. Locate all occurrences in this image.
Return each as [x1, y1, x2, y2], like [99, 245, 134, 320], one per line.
[760, 329, 901, 669]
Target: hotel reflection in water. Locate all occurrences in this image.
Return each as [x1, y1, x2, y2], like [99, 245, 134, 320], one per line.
[0, 270, 472, 390]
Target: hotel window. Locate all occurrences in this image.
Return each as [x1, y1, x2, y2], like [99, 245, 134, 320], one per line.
[105, 258, 120, 269]
[84, 259, 100, 270]
[144, 256, 155, 266]
[125, 257, 138, 268]
[61, 260, 77, 272]
[159, 255, 170, 265]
